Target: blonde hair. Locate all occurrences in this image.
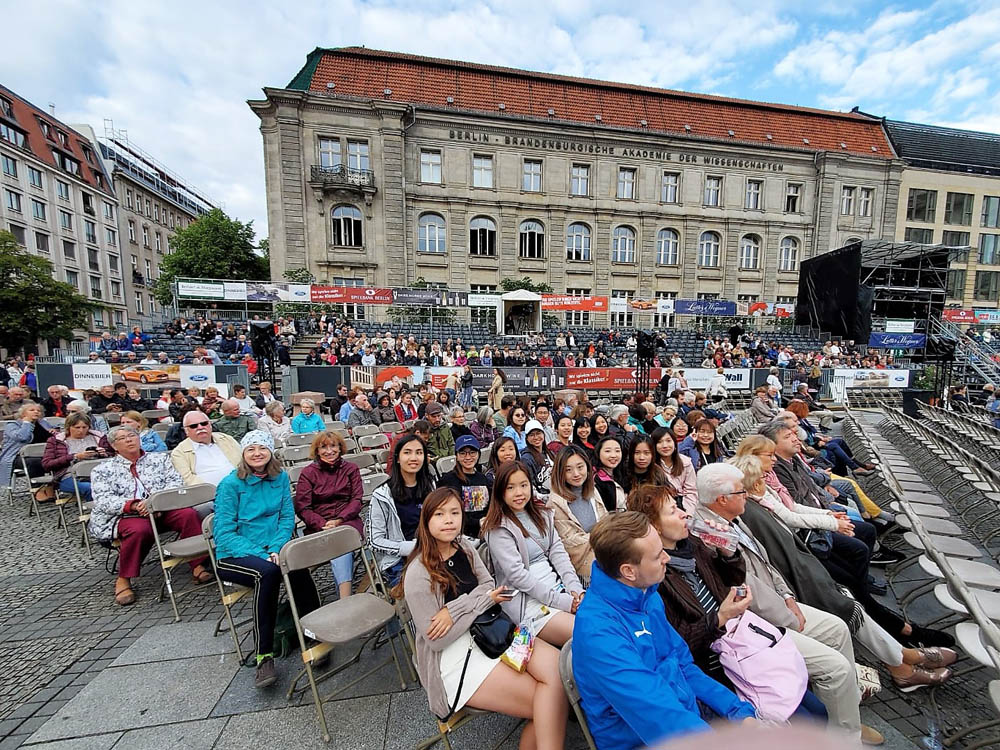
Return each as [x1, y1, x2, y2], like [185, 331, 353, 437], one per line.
[734, 434, 776, 458]
[729, 454, 764, 491]
[121, 410, 148, 430]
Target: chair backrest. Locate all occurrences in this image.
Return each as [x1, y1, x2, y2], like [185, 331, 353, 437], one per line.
[403, 419, 416, 428]
[19, 443, 48, 460]
[375, 447, 391, 466]
[279, 526, 362, 572]
[283, 432, 317, 448]
[47, 417, 66, 428]
[151, 422, 171, 435]
[328, 420, 346, 430]
[105, 412, 122, 425]
[341, 437, 359, 454]
[142, 409, 170, 420]
[352, 424, 380, 438]
[436, 455, 457, 475]
[379, 421, 403, 434]
[333, 428, 351, 441]
[359, 434, 389, 451]
[344, 452, 375, 471]
[72, 458, 107, 480]
[146, 483, 216, 513]
[286, 464, 307, 487]
[363, 472, 389, 497]
[280, 445, 312, 464]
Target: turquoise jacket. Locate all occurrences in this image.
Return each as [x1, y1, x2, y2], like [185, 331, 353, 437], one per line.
[292, 412, 325, 434]
[213, 469, 295, 561]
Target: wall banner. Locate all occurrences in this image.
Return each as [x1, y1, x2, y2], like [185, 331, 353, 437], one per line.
[834, 369, 911, 388]
[540, 295, 609, 311]
[868, 332, 926, 348]
[310, 286, 395, 304]
[674, 299, 738, 316]
[942, 309, 976, 323]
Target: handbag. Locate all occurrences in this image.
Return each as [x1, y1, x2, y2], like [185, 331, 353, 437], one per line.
[469, 604, 516, 658]
[711, 610, 808, 722]
[800, 528, 833, 559]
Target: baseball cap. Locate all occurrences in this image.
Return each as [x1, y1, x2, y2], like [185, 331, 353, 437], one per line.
[524, 419, 545, 435]
[455, 435, 481, 453]
[425, 401, 444, 416]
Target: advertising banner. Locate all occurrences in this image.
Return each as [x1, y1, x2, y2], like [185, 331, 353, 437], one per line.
[674, 299, 738, 316]
[679, 368, 752, 390]
[609, 297, 627, 313]
[867, 332, 926, 349]
[942, 309, 977, 323]
[834, 369, 911, 388]
[179, 365, 217, 389]
[885, 320, 916, 333]
[656, 298, 675, 315]
[393, 289, 469, 306]
[541, 294, 609, 311]
[309, 286, 395, 305]
[468, 293, 503, 307]
[177, 281, 225, 299]
[746, 302, 794, 318]
[223, 282, 247, 301]
[72, 364, 113, 389]
[627, 298, 658, 312]
[975, 309, 1000, 324]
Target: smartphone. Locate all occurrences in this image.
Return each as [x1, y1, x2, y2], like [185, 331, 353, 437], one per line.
[498, 586, 515, 599]
[734, 585, 747, 599]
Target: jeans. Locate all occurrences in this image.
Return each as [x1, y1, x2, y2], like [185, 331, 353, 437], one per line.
[330, 551, 354, 586]
[821, 439, 860, 475]
[58, 475, 89, 501]
[460, 386, 474, 408]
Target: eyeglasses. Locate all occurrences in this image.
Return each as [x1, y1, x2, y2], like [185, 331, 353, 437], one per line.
[728, 490, 749, 498]
[185, 421, 211, 429]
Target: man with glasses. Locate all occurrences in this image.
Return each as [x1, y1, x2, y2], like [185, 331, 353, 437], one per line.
[170, 410, 241, 515]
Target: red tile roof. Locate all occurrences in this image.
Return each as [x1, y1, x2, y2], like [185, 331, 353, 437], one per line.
[290, 47, 894, 159]
[0, 84, 114, 197]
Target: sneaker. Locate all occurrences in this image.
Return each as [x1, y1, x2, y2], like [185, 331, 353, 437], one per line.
[255, 656, 278, 689]
[861, 724, 885, 746]
[916, 646, 957, 668]
[892, 665, 951, 692]
[870, 547, 906, 566]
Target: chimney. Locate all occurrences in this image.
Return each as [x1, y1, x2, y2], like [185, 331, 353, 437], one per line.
[48, 103, 56, 116]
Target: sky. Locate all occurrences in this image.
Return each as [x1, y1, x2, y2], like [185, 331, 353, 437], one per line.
[6, 0, 1000, 241]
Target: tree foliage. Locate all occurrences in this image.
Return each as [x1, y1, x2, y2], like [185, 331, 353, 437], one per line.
[0, 230, 99, 355]
[154, 208, 268, 305]
[386, 277, 457, 324]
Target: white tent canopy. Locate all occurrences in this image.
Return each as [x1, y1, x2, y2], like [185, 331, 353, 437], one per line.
[497, 290, 542, 336]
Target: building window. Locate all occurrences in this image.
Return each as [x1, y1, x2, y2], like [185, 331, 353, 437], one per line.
[840, 186, 855, 215]
[0, 97, 11, 118]
[103, 202, 114, 221]
[331, 205, 363, 246]
[154, 232, 161, 252]
[944, 192, 974, 225]
[8, 224, 25, 245]
[570, 164, 590, 196]
[779, 237, 799, 271]
[135, 293, 143, 315]
[84, 220, 96, 244]
[904, 227, 934, 243]
[906, 188, 937, 222]
[125, 189, 133, 209]
[27, 166, 42, 188]
[0, 122, 27, 148]
[65, 269, 78, 289]
[148, 294, 156, 314]
[420, 150, 441, 183]
[319, 138, 341, 168]
[87, 248, 99, 271]
[656, 228, 679, 265]
[566, 223, 591, 261]
[92, 309, 103, 326]
[698, 231, 721, 267]
[142, 226, 149, 247]
[611, 290, 634, 327]
[737, 294, 760, 307]
[35, 232, 49, 253]
[946, 269, 966, 299]
[108, 254, 119, 273]
[469, 216, 497, 257]
[785, 183, 801, 213]
[653, 291, 676, 328]
[1, 154, 16, 177]
[859, 187, 873, 217]
[745, 179, 762, 210]
[982, 196, 1000, 228]
[942, 230, 970, 248]
[470, 284, 497, 328]
[6, 189, 21, 212]
[105, 228, 116, 246]
[739, 235, 760, 269]
[522, 160, 542, 192]
[144, 198, 150, 217]
[661, 172, 679, 203]
[145, 259, 152, 278]
[153, 204, 159, 223]
[55, 181, 69, 202]
[89, 276, 102, 299]
[617, 168, 636, 199]
[60, 210, 72, 230]
[128, 220, 136, 242]
[472, 155, 494, 188]
[168, 212, 174, 228]
[704, 176, 722, 206]
[976, 270, 1000, 301]
[565, 287, 592, 326]
[63, 240, 75, 259]
[31, 199, 46, 221]
[980, 234, 1000, 265]
[346, 140, 369, 171]
[611, 226, 636, 263]
[81, 145, 94, 164]
[417, 213, 446, 253]
[110, 280, 122, 299]
[519, 220, 544, 259]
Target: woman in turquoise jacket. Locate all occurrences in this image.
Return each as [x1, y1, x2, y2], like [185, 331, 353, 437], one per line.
[214, 430, 320, 689]
[291, 398, 325, 434]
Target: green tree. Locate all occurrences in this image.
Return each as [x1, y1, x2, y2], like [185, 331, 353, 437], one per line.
[386, 277, 457, 324]
[275, 266, 317, 317]
[0, 230, 99, 355]
[499, 277, 561, 328]
[154, 208, 268, 305]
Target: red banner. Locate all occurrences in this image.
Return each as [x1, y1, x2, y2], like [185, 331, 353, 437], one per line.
[541, 294, 609, 311]
[310, 286, 394, 304]
[942, 308, 976, 323]
[564, 367, 662, 390]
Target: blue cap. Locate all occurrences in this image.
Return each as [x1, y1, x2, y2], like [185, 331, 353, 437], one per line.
[455, 434, 481, 453]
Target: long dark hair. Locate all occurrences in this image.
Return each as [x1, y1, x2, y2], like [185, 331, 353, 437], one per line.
[480, 460, 548, 538]
[589, 413, 610, 438]
[592, 434, 626, 484]
[393, 487, 470, 599]
[494, 368, 507, 384]
[572, 417, 593, 448]
[692, 418, 725, 462]
[388, 433, 434, 501]
[651, 426, 684, 477]
[488, 435, 518, 476]
[550, 444, 596, 500]
[622, 434, 668, 493]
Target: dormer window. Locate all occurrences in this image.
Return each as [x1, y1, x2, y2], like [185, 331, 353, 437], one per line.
[0, 97, 12, 119]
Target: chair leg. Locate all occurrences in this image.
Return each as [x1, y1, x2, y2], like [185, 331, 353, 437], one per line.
[304, 664, 331, 743]
[162, 569, 181, 622]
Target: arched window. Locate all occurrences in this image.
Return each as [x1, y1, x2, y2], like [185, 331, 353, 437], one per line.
[739, 234, 760, 269]
[698, 231, 721, 267]
[418, 213, 446, 254]
[779, 236, 800, 271]
[331, 205, 362, 246]
[656, 228, 679, 265]
[611, 226, 636, 263]
[469, 216, 497, 257]
[566, 222, 591, 261]
[846, 237, 862, 246]
[519, 220, 544, 259]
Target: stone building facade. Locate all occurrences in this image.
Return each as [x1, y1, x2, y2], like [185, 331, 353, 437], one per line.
[251, 47, 904, 326]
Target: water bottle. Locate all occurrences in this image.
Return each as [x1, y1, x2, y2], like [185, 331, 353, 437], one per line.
[686, 518, 740, 553]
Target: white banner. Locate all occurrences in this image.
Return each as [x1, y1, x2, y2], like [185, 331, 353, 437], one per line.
[885, 320, 916, 333]
[179, 365, 216, 389]
[656, 298, 675, 315]
[72, 364, 113, 389]
[834, 368, 910, 388]
[680, 368, 752, 390]
[468, 293, 503, 307]
[223, 282, 247, 301]
[177, 281, 224, 299]
[609, 297, 627, 313]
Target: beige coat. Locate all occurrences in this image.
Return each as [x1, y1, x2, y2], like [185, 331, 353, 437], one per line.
[488, 375, 505, 410]
[548, 489, 608, 583]
[170, 432, 241, 486]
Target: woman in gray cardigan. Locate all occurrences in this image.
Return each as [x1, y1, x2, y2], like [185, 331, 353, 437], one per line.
[481, 460, 583, 648]
[399, 487, 568, 747]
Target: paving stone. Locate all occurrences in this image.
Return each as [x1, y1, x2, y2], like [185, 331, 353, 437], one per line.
[18, 733, 122, 750]
[109, 622, 233, 667]
[111, 718, 227, 750]
[212, 698, 388, 749]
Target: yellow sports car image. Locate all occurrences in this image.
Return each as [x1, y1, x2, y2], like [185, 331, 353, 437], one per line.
[120, 366, 170, 383]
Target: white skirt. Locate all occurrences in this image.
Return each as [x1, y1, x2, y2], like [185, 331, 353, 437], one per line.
[440, 631, 501, 712]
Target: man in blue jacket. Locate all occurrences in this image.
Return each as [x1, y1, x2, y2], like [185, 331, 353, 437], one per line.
[573, 511, 756, 749]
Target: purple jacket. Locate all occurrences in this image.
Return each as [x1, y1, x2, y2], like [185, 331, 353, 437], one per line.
[293, 458, 363, 536]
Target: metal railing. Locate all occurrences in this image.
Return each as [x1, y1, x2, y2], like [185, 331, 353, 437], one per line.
[309, 165, 375, 189]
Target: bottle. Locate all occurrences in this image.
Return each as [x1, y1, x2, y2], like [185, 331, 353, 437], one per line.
[532, 368, 539, 388]
[686, 518, 740, 553]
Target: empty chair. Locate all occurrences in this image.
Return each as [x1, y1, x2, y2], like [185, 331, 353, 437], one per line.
[435, 454, 457, 475]
[142, 409, 170, 422]
[560, 640, 598, 750]
[362, 472, 389, 500]
[343, 452, 376, 473]
[352, 424, 380, 438]
[202, 513, 253, 663]
[282, 433, 318, 448]
[379, 421, 403, 435]
[71, 458, 107, 555]
[358, 433, 390, 452]
[279, 445, 312, 466]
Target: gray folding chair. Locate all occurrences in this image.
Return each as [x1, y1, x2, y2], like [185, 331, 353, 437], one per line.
[359, 433, 390, 452]
[151, 422, 171, 436]
[362, 472, 389, 501]
[286, 464, 308, 491]
[19, 444, 59, 523]
[279, 527, 409, 742]
[71, 458, 107, 556]
[283, 432, 319, 448]
[435, 455, 457, 475]
[202, 514, 253, 663]
[351, 424, 380, 438]
[560, 639, 598, 750]
[379, 421, 403, 435]
[279, 444, 312, 466]
[142, 409, 170, 422]
[343, 452, 376, 473]
[146, 483, 216, 621]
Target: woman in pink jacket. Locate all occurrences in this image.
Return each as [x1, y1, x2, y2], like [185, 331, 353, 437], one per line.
[651, 427, 697, 510]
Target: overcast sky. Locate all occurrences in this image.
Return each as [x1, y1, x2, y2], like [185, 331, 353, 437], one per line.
[6, 0, 1000, 241]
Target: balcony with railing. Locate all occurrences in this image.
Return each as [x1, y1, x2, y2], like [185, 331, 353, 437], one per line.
[310, 164, 375, 189]
[132, 272, 145, 287]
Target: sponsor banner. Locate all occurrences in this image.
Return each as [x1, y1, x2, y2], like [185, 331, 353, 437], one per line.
[747, 302, 794, 318]
[885, 319, 916, 333]
[609, 297, 627, 314]
[541, 294, 609, 311]
[657, 298, 675, 315]
[282, 284, 311, 302]
[942, 308, 977, 323]
[111, 363, 181, 388]
[868, 332, 926, 349]
[975, 309, 1000, 324]
[310, 286, 395, 304]
[679, 368, 752, 390]
[177, 281, 224, 299]
[179, 365, 216, 389]
[393, 289, 469, 307]
[565, 368, 662, 390]
[674, 299, 738, 316]
[835, 368, 911, 388]
[72, 364, 113, 389]
[468, 293, 503, 307]
[224, 282, 247, 301]
[627, 298, 658, 312]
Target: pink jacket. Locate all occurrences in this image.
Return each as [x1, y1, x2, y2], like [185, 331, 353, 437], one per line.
[663, 455, 698, 509]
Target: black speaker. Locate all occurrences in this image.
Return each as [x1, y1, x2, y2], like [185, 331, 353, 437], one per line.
[250, 320, 276, 360]
[927, 334, 957, 361]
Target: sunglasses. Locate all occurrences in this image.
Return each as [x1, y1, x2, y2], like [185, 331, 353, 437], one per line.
[186, 421, 211, 429]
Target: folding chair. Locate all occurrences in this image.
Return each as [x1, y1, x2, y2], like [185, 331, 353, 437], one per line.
[278, 527, 409, 742]
[362, 472, 389, 501]
[435, 455, 457, 475]
[71, 458, 107, 556]
[351, 424, 380, 438]
[286, 464, 308, 491]
[151, 422, 171, 437]
[280, 445, 312, 466]
[375, 448, 391, 471]
[341, 437, 359, 454]
[283, 432, 319, 448]
[343, 452, 376, 473]
[202, 514, 253, 663]
[327, 420, 346, 431]
[142, 409, 170, 422]
[146, 483, 216, 622]
[358, 433, 390, 452]
[379, 421, 403, 435]
[19, 444, 59, 523]
[560, 640, 598, 750]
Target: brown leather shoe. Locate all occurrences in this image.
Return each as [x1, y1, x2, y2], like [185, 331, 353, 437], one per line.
[861, 725, 885, 746]
[917, 647, 957, 668]
[892, 665, 951, 692]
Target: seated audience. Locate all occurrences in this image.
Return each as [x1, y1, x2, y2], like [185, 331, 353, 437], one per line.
[548, 445, 608, 583]
[88, 384, 122, 415]
[171, 410, 241, 504]
[213, 399, 258, 441]
[41, 385, 70, 418]
[376, 394, 397, 424]
[678, 418, 727, 470]
[346, 392, 379, 429]
[449, 407, 472, 442]
[201, 386, 223, 419]
[437, 434, 492, 537]
[42, 412, 113, 500]
[621, 434, 668, 494]
[393, 390, 418, 423]
[291, 398, 325, 434]
[0, 402, 55, 497]
[547, 414, 574, 456]
[502, 404, 529, 452]
[572, 416, 594, 453]
[214, 430, 320, 688]
[484, 435, 518, 485]
[652, 427, 698, 509]
[67, 399, 109, 434]
[592, 435, 627, 512]
[750, 385, 778, 423]
[231, 383, 260, 416]
[424, 402, 455, 461]
[519, 419, 554, 495]
[258, 401, 292, 443]
[118, 411, 167, 453]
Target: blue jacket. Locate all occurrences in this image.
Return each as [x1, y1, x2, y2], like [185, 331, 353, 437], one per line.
[573, 562, 754, 750]
[677, 435, 702, 470]
[292, 412, 325, 434]
[213, 469, 295, 561]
